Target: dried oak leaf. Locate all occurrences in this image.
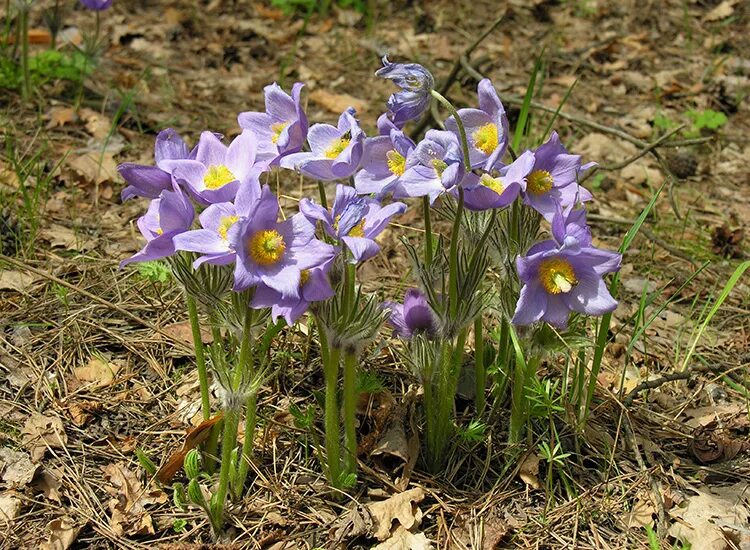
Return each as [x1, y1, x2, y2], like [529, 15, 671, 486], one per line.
[102, 462, 167, 536]
[73, 356, 121, 390]
[372, 524, 432, 549]
[368, 487, 426, 541]
[712, 225, 744, 259]
[0, 447, 38, 488]
[42, 516, 82, 550]
[690, 421, 750, 464]
[22, 413, 67, 462]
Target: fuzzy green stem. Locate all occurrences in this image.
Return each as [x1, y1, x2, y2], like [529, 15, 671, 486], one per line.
[211, 406, 239, 529]
[342, 351, 358, 476]
[422, 196, 433, 267]
[318, 180, 328, 209]
[234, 392, 257, 498]
[430, 89, 471, 170]
[228, 309, 255, 499]
[20, 5, 30, 101]
[474, 316, 485, 415]
[186, 294, 211, 421]
[448, 187, 464, 318]
[324, 345, 341, 485]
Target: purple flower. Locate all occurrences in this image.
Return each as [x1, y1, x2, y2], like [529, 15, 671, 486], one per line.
[231, 189, 337, 298]
[300, 184, 406, 263]
[376, 113, 400, 135]
[80, 0, 113, 10]
[511, 219, 621, 328]
[393, 130, 465, 204]
[280, 109, 364, 181]
[375, 56, 434, 127]
[445, 79, 509, 169]
[119, 128, 190, 201]
[237, 82, 308, 165]
[172, 172, 263, 268]
[164, 130, 261, 206]
[383, 288, 439, 339]
[120, 184, 194, 268]
[462, 150, 535, 211]
[354, 129, 415, 197]
[251, 258, 335, 325]
[521, 132, 594, 222]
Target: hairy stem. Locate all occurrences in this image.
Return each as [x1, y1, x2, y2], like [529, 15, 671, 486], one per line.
[342, 351, 358, 476]
[186, 294, 211, 421]
[448, 187, 464, 318]
[474, 316, 485, 415]
[430, 89, 472, 169]
[324, 345, 341, 485]
[422, 196, 433, 267]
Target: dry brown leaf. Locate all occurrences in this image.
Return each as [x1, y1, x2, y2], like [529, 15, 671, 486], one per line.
[74, 356, 120, 390]
[372, 524, 432, 549]
[704, 0, 738, 22]
[668, 483, 750, 550]
[0, 492, 21, 524]
[626, 495, 656, 528]
[518, 452, 541, 490]
[0, 447, 38, 488]
[22, 413, 67, 462]
[368, 487, 426, 541]
[46, 107, 77, 129]
[42, 516, 81, 550]
[309, 89, 368, 115]
[66, 151, 118, 185]
[102, 462, 167, 536]
[39, 224, 96, 252]
[79, 108, 113, 141]
[34, 470, 62, 503]
[160, 320, 213, 346]
[0, 270, 38, 293]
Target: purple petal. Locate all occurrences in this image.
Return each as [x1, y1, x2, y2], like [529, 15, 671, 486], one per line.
[511, 281, 548, 325]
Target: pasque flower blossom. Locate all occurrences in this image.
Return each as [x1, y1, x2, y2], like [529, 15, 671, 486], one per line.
[376, 56, 434, 128]
[165, 130, 261, 206]
[444, 79, 509, 169]
[231, 188, 336, 298]
[354, 129, 415, 197]
[80, 0, 113, 10]
[462, 150, 535, 211]
[383, 288, 439, 339]
[393, 130, 465, 204]
[119, 128, 191, 201]
[280, 109, 364, 181]
[237, 82, 308, 165]
[521, 132, 594, 221]
[512, 208, 621, 328]
[300, 184, 406, 263]
[120, 184, 194, 267]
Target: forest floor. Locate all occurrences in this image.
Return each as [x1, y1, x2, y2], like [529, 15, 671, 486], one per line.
[1, 0, 749, 548]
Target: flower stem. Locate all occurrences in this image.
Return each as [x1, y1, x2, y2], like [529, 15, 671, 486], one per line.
[342, 351, 358, 476]
[422, 196, 433, 267]
[430, 89, 472, 170]
[474, 316, 485, 415]
[324, 345, 341, 485]
[186, 294, 211, 421]
[318, 181, 328, 209]
[448, 186, 464, 318]
[211, 406, 239, 530]
[234, 392, 256, 498]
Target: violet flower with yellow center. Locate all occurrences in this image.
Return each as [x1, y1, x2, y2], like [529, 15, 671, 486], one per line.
[444, 79, 509, 170]
[238, 82, 308, 165]
[521, 131, 595, 221]
[300, 184, 406, 263]
[231, 187, 336, 298]
[280, 109, 364, 181]
[461, 150, 535, 211]
[354, 129, 415, 197]
[383, 288, 439, 339]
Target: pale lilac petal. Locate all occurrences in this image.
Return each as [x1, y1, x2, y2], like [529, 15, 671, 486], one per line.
[542, 296, 571, 328]
[173, 229, 228, 254]
[342, 236, 379, 263]
[512, 282, 548, 325]
[195, 131, 228, 168]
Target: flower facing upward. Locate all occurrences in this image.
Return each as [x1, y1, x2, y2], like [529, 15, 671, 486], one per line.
[231, 188, 336, 298]
[165, 130, 261, 206]
[462, 150, 535, 211]
[80, 0, 113, 10]
[521, 132, 594, 221]
[300, 184, 406, 264]
[444, 79, 509, 170]
[280, 109, 365, 181]
[512, 211, 621, 329]
[237, 82, 308, 165]
[383, 288, 439, 339]
[393, 130, 465, 204]
[119, 128, 191, 201]
[375, 56, 434, 128]
[120, 184, 194, 268]
[354, 129, 415, 197]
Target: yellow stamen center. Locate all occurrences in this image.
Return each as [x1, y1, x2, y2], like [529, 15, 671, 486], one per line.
[526, 169, 554, 195]
[247, 229, 286, 266]
[156, 228, 164, 236]
[325, 138, 351, 159]
[218, 215, 239, 241]
[203, 165, 236, 190]
[271, 121, 290, 144]
[480, 173, 505, 195]
[472, 123, 499, 155]
[348, 218, 366, 238]
[300, 269, 310, 286]
[539, 257, 577, 295]
[431, 158, 448, 177]
[386, 150, 406, 176]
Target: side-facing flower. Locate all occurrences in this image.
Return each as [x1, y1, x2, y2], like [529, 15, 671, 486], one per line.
[80, 0, 113, 10]
[521, 131, 594, 221]
[280, 109, 364, 181]
[393, 130, 464, 204]
[444, 79, 509, 169]
[166, 130, 260, 205]
[231, 188, 336, 298]
[300, 184, 406, 263]
[375, 56, 434, 127]
[251, 258, 335, 325]
[172, 171, 263, 268]
[120, 184, 194, 267]
[237, 82, 308, 165]
[376, 112, 400, 135]
[383, 288, 439, 339]
[462, 150, 535, 211]
[511, 220, 622, 328]
[354, 129, 415, 196]
[119, 128, 190, 201]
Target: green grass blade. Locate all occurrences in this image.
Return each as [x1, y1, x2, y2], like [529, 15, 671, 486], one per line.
[512, 50, 545, 152]
[540, 78, 577, 144]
